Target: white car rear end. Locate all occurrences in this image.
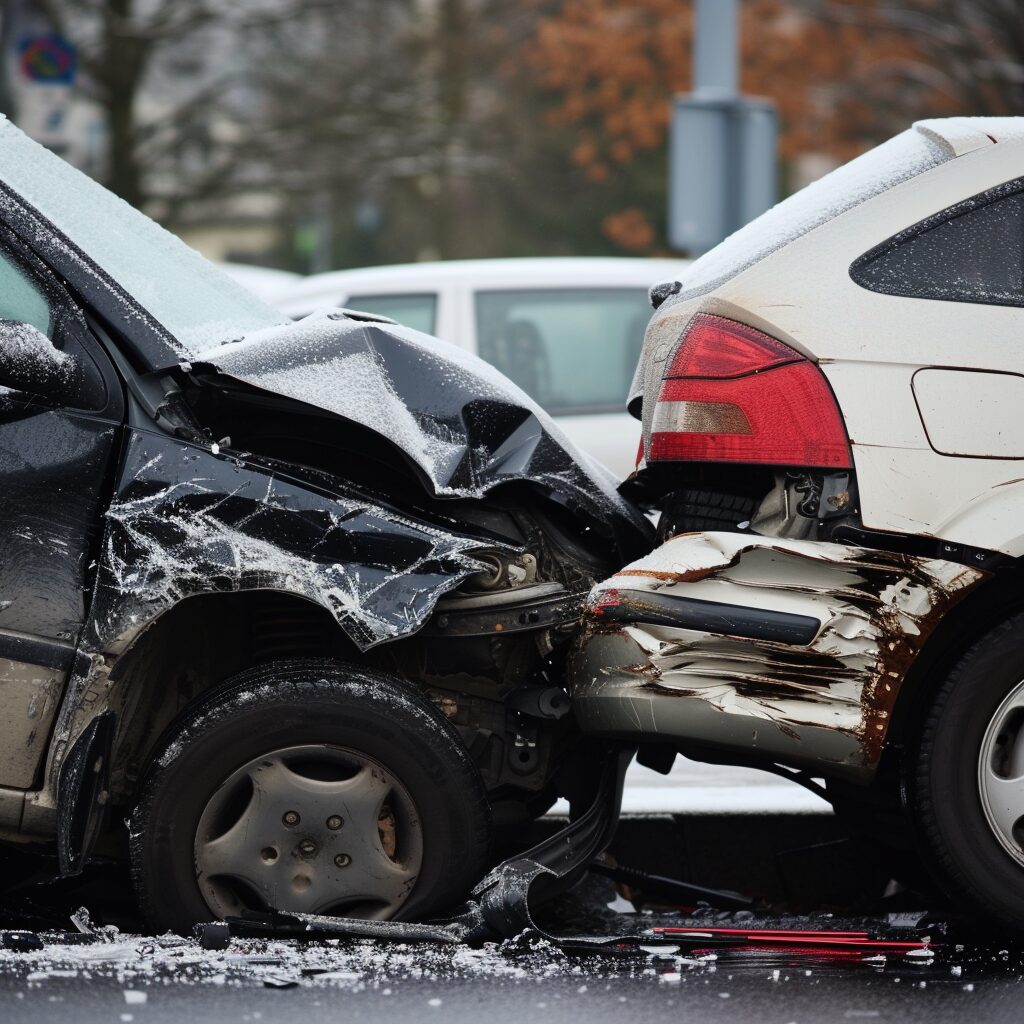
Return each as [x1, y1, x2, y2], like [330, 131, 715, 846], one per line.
[572, 117, 1024, 930]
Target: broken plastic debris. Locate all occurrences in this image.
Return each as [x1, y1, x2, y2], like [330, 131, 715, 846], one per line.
[262, 973, 300, 988]
[904, 947, 936, 961]
[195, 922, 231, 951]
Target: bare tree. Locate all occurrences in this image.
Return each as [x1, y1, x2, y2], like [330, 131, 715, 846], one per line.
[811, 0, 1024, 124]
[29, 0, 343, 208]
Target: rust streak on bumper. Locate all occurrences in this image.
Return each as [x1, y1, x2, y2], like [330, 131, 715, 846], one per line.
[569, 533, 987, 781]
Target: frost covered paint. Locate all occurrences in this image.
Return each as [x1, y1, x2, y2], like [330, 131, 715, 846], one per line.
[570, 533, 987, 779]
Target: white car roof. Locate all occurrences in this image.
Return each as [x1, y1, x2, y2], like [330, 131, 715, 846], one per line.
[277, 257, 689, 313]
[216, 262, 302, 304]
[658, 118, 1024, 311]
[914, 116, 1024, 156]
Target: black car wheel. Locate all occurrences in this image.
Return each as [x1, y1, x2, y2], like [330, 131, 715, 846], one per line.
[908, 612, 1024, 930]
[130, 659, 491, 933]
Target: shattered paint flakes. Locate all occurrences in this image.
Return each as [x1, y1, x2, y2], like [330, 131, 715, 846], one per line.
[90, 432, 493, 654]
[38, 430, 498, 799]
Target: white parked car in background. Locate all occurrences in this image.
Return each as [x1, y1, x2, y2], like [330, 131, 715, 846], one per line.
[216, 262, 301, 305]
[277, 257, 689, 479]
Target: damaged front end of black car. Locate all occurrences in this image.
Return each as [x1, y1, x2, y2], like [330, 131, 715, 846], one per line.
[0, 119, 651, 932]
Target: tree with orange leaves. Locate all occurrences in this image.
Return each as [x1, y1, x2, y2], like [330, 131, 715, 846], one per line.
[524, 0, 1015, 254]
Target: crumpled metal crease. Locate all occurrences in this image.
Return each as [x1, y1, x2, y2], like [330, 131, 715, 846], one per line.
[37, 430, 500, 801]
[196, 311, 649, 541]
[86, 431, 496, 654]
[571, 532, 988, 774]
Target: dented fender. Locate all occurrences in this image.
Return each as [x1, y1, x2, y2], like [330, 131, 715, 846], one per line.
[31, 428, 499, 825]
[569, 532, 988, 780]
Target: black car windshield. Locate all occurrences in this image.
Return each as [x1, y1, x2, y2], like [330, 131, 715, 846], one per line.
[0, 117, 287, 355]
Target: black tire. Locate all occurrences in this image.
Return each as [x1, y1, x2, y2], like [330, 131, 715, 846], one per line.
[130, 659, 491, 933]
[907, 612, 1024, 930]
[656, 488, 760, 542]
[827, 775, 939, 900]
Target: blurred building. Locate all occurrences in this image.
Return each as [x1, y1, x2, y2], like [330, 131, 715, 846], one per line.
[0, 1, 104, 175]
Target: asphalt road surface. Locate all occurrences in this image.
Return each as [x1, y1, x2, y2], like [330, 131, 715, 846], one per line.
[0, 771, 1013, 1024]
[0, 923, 1014, 1024]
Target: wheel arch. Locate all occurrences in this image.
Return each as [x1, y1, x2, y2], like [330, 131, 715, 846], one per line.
[884, 561, 1024, 764]
[102, 589, 363, 805]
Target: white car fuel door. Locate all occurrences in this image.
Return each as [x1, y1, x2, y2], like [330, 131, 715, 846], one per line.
[913, 367, 1024, 458]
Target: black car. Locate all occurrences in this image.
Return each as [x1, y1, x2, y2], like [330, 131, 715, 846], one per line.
[0, 118, 650, 931]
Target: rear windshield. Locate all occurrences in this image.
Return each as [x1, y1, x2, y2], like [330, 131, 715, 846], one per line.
[851, 179, 1024, 307]
[670, 127, 952, 303]
[0, 118, 287, 354]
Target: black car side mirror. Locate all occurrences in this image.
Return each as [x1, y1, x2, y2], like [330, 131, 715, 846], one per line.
[0, 319, 79, 401]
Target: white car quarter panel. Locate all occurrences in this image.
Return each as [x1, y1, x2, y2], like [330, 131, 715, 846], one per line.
[692, 139, 1024, 553]
[821, 361, 930, 450]
[913, 368, 1024, 458]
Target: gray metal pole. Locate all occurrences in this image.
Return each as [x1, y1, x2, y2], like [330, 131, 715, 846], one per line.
[693, 0, 738, 97]
[669, 0, 776, 255]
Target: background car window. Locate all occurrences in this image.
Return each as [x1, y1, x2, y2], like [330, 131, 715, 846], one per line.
[0, 254, 51, 336]
[475, 288, 650, 415]
[0, 246, 106, 411]
[852, 182, 1024, 307]
[346, 293, 437, 334]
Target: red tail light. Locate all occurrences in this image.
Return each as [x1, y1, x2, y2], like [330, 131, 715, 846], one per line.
[648, 314, 851, 468]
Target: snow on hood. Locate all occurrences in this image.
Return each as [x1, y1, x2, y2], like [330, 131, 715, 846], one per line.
[196, 311, 650, 542]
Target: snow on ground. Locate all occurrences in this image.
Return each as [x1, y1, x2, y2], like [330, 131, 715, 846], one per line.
[0, 931, 716, 992]
[550, 759, 831, 817]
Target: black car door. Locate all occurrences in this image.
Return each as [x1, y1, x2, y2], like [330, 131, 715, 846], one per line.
[0, 229, 122, 789]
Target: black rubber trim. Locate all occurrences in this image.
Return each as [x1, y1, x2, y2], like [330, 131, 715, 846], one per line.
[0, 631, 76, 673]
[831, 523, 1011, 573]
[594, 590, 820, 645]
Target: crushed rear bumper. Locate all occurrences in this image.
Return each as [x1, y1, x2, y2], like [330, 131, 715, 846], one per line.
[569, 532, 986, 781]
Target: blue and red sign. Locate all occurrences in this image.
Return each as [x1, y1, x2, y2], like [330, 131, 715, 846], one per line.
[19, 35, 77, 85]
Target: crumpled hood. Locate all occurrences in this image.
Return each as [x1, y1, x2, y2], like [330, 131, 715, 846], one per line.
[196, 311, 652, 554]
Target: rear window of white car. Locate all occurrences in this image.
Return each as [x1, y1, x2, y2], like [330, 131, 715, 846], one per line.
[475, 288, 650, 415]
[346, 293, 436, 334]
[851, 178, 1024, 307]
[668, 127, 952, 303]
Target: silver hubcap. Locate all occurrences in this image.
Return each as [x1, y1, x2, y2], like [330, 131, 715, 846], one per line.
[979, 681, 1024, 866]
[194, 744, 422, 920]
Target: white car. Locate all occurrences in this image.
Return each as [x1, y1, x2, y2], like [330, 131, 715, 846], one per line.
[216, 262, 301, 305]
[568, 117, 1024, 928]
[278, 257, 689, 479]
